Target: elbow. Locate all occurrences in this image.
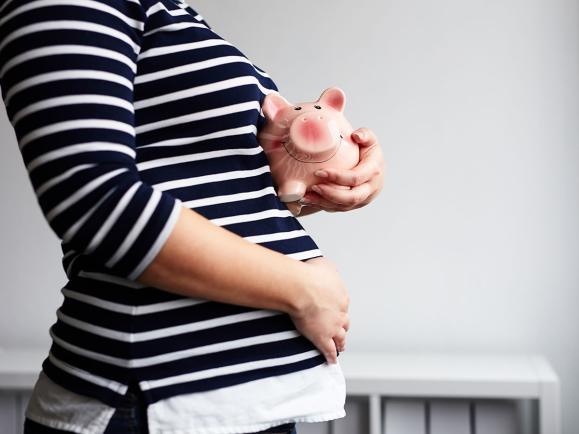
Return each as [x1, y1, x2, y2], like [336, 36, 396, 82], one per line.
[35, 164, 180, 279]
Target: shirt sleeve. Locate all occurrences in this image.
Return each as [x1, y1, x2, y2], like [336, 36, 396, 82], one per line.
[0, 0, 183, 280]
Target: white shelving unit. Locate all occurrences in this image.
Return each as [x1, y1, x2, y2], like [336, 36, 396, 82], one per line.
[336, 351, 560, 434]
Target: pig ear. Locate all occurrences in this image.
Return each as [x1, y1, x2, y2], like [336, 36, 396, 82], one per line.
[318, 87, 346, 112]
[262, 92, 291, 121]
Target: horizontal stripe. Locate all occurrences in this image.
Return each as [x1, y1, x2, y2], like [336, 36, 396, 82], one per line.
[60, 288, 206, 315]
[77, 270, 146, 289]
[51, 309, 297, 358]
[136, 146, 262, 171]
[182, 186, 275, 209]
[58, 295, 257, 333]
[50, 326, 301, 368]
[0, 20, 140, 60]
[153, 165, 271, 192]
[135, 56, 259, 85]
[0, 0, 144, 33]
[135, 101, 260, 134]
[19, 118, 136, 150]
[134, 76, 270, 109]
[137, 38, 231, 61]
[143, 21, 207, 37]
[28, 142, 136, 172]
[15, 93, 134, 128]
[137, 125, 257, 149]
[47, 351, 127, 394]
[287, 249, 324, 261]
[3, 70, 133, 108]
[1, 43, 137, 80]
[56, 308, 281, 342]
[141, 349, 320, 390]
[245, 229, 308, 244]
[45, 167, 128, 222]
[213, 209, 293, 227]
[36, 164, 96, 197]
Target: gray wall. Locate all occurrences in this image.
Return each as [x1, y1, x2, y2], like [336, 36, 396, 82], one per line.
[1, 0, 578, 432]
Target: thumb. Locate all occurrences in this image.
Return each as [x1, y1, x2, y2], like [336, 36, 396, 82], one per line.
[285, 201, 302, 216]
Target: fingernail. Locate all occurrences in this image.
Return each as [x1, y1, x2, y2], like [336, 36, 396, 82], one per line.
[314, 170, 328, 178]
[312, 185, 322, 194]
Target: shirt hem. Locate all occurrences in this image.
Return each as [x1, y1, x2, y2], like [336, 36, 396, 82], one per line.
[25, 412, 112, 434]
[147, 408, 347, 434]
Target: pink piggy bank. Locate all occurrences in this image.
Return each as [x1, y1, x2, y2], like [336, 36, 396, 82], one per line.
[258, 87, 360, 210]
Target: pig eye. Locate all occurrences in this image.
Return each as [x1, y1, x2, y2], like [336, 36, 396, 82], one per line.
[314, 105, 322, 109]
[294, 106, 302, 110]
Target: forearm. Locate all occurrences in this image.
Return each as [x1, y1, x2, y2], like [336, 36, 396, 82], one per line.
[137, 206, 314, 315]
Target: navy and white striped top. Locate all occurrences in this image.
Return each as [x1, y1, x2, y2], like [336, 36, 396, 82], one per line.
[0, 0, 346, 431]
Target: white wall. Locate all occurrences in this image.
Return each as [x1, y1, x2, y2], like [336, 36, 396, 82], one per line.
[1, 0, 578, 432]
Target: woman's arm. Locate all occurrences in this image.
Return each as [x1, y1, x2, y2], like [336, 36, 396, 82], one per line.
[137, 205, 349, 363]
[137, 205, 320, 315]
[0, 0, 181, 280]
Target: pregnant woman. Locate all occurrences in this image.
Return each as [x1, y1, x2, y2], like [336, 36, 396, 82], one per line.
[0, 0, 384, 432]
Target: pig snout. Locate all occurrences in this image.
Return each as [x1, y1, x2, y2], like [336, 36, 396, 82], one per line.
[290, 114, 331, 146]
[287, 114, 341, 162]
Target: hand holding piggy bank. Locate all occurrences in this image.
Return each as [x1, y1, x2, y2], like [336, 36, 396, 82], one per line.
[258, 87, 360, 211]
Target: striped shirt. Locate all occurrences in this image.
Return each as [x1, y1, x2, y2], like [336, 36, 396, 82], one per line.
[0, 0, 346, 432]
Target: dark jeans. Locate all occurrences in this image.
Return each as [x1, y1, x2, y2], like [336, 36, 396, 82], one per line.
[24, 382, 297, 434]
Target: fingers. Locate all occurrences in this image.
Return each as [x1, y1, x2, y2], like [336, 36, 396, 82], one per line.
[311, 182, 374, 208]
[284, 201, 303, 216]
[324, 338, 338, 364]
[313, 127, 380, 188]
[303, 126, 383, 213]
[330, 313, 350, 362]
[333, 327, 347, 352]
[314, 158, 380, 188]
[323, 317, 350, 364]
[342, 312, 350, 332]
[299, 191, 340, 212]
[351, 127, 378, 148]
